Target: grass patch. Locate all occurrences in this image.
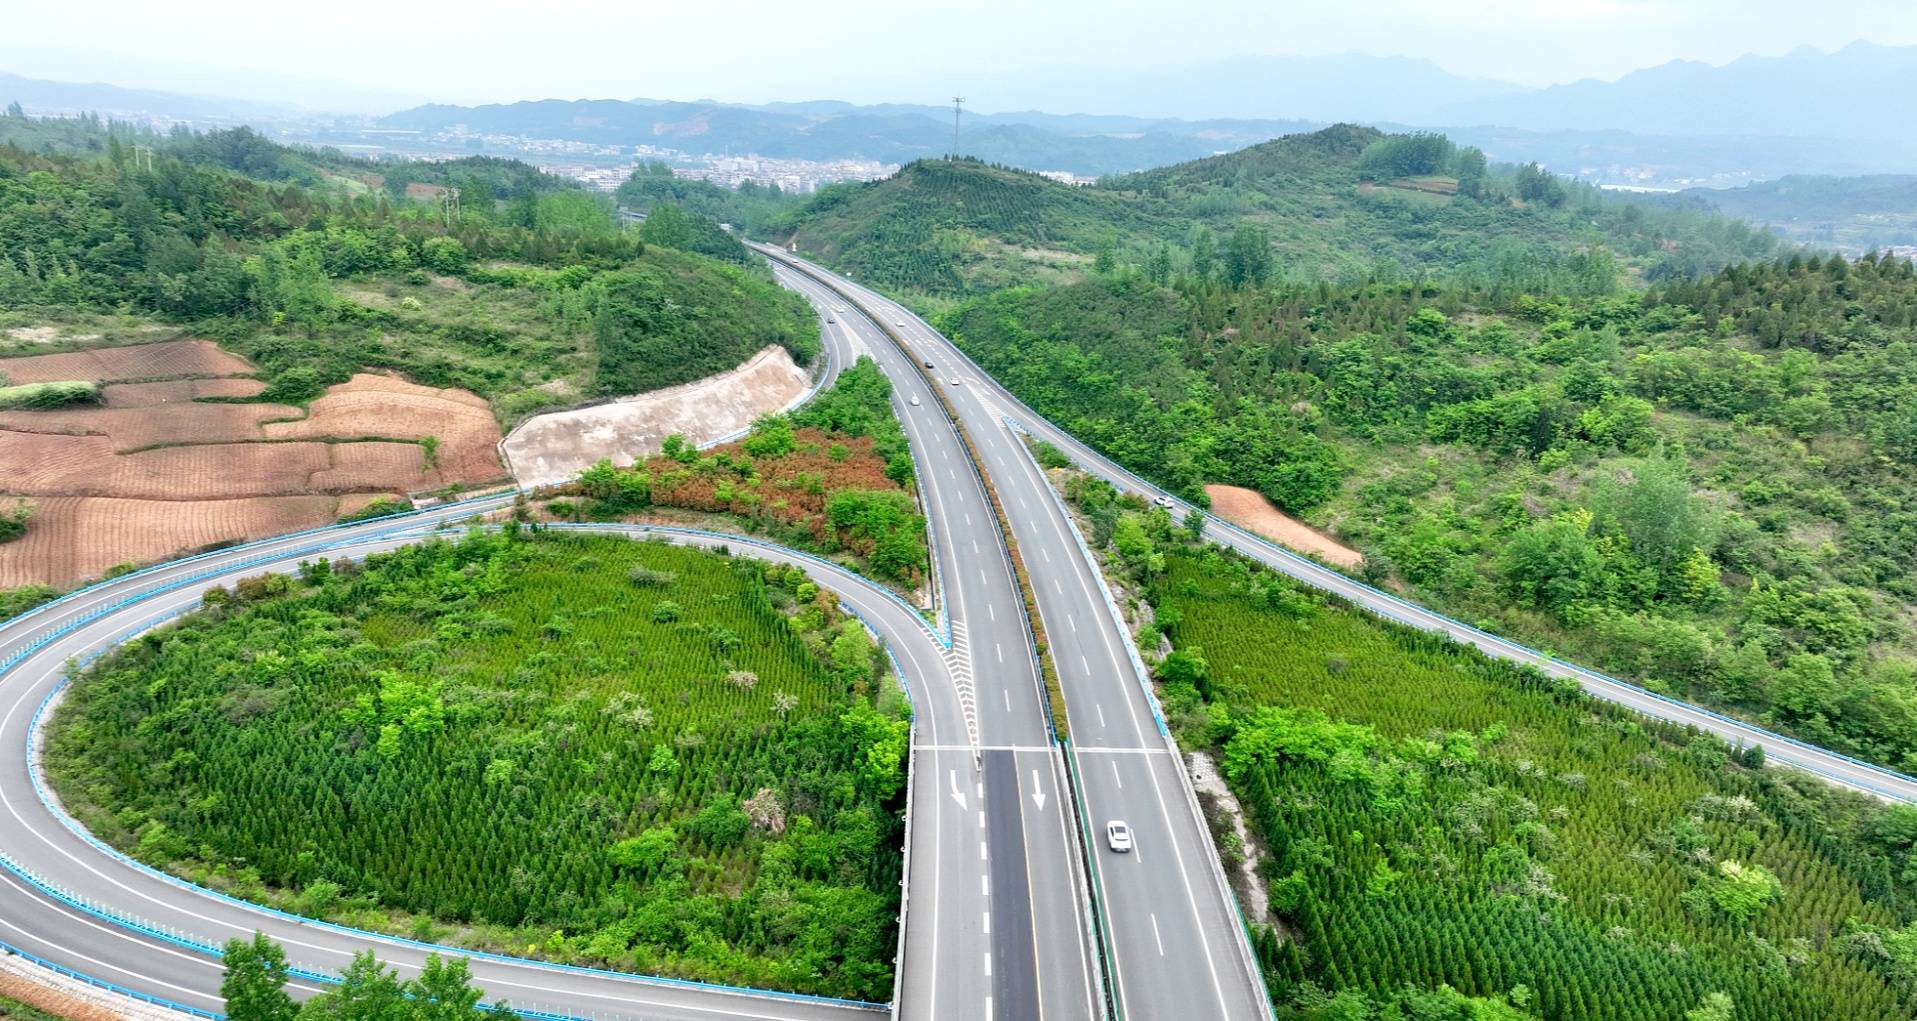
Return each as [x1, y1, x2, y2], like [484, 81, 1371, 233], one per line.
[0, 381, 99, 410]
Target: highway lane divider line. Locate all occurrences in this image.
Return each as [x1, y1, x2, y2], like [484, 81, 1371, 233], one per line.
[1004, 417, 1276, 1021]
[0, 936, 224, 1020]
[757, 246, 1113, 1019]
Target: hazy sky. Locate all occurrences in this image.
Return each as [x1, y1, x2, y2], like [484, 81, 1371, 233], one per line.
[5, 0, 1916, 112]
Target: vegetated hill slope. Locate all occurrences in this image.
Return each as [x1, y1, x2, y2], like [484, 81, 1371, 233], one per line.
[1064, 476, 1917, 1021]
[1676, 174, 1917, 254]
[0, 117, 817, 417]
[940, 252, 1917, 777]
[0, 119, 816, 595]
[779, 156, 1174, 293]
[774, 124, 1782, 296]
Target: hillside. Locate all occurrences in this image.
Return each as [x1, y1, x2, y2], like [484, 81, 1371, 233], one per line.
[778, 156, 1173, 293]
[0, 121, 817, 591]
[940, 252, 1917, 776]
[1677, 174, 1917, 254]
[1061, 475, 1917, 1021]
[775, 125, 1782, 296]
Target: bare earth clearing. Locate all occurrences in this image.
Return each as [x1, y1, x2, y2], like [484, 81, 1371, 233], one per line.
[1203, 483, 1364, 569]
[502, 345, 811, 488]
[0, 340, 503, 588]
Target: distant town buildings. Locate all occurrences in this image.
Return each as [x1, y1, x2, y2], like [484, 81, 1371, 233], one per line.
[276, 123, 901, 194]
[668, 155, 897, 193]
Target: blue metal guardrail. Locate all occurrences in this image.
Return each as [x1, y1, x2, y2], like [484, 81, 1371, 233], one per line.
[0, 939, 225, 1019]
[1001, 418, 1168, 739]
[8, 526, 904, 1016]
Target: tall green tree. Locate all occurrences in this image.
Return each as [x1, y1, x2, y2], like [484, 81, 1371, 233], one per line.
[221, 933, 296, 1021]
[1225, 223, 1273, 288]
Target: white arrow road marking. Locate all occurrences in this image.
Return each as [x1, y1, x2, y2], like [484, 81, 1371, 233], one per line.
[950, 769, 968, 811]
[1031, 768, 1047, 811]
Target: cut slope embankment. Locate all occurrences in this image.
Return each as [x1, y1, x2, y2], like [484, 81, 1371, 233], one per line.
[502, 345, 810, 488]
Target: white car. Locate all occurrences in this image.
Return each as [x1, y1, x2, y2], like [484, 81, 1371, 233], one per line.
[908, 394, 920, 406]
[1106, 821, 1134, 853]
[835, 306, 847, 313]
[896, 318, 907, 327]
[1153, 495, 1175, 510]
[949, 377, 963, 386]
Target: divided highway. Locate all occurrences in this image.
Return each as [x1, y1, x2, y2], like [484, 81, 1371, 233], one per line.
[759, 247, 1917, 810]
[15, 238, 1904, 1021]
[762, 247, 1273, 1021]
[779, 267, 1100, 1021]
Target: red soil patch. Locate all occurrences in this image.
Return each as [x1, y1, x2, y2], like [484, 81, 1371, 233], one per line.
[0, 339, 250, 385]
[0, 495, 338, 588]
[310, 442, 441, 492]
[0, 967, 129, 1021]
[1203, 484, 1364, 569]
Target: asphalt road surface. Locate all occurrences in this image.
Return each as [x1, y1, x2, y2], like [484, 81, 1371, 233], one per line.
[762, 249, 1272, 1021]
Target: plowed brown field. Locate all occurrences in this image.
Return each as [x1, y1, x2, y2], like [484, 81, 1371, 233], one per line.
[0, 495, 338, 588]
[0, 338, 251, 385]
[101, 377, 266, 406]
[265, 373, 501, 482]
[0, 342, 504, 588]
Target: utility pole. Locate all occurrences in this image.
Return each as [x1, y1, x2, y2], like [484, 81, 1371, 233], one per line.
[950, 96, 965, 160]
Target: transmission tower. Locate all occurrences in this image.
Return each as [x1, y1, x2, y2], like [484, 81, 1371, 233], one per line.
[951, 96, 965, 160]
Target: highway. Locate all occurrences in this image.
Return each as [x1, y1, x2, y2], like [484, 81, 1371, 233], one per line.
[779, 267, 1100, 1021]
[758, 247, 1917, 809]
[762, 248, 1273, 1021]
[0, 278, 1106, 1021]
[13, 237, 1908, 1021]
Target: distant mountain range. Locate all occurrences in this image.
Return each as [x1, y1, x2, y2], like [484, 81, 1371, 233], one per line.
[0, 71, 289, 121]
[1434, 41, 1917, 140]
[8, 41, 1917, 183]
[374, 98, 1319, 176]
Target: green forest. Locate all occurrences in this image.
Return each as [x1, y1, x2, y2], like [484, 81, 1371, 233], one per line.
[771, 125, 1780, 297]
[46, 530, 909, 1000]
[943, 253, 1917, 780]
[0, 113, 817, 425]
[1062, 475, 1917, 1021]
